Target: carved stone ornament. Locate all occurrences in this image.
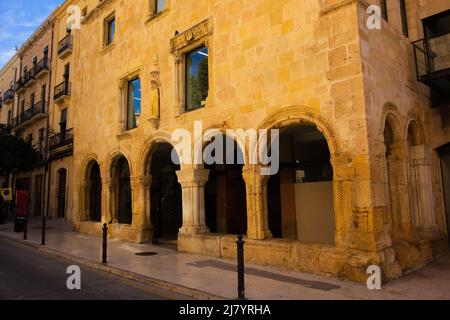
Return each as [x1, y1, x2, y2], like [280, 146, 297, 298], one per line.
[170, 19, 211, 53]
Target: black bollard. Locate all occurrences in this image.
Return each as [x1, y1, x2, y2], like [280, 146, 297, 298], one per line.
[102, 223, 108, 264]
[41, 215, 46, 245]
[236, 234, 246, 300]
[23, 217, 28, 240]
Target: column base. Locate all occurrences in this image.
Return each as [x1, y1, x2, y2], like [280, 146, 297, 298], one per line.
[179, 225, 210, 236]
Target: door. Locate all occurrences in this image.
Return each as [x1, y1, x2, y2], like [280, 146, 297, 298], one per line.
[33, 175, 43, 216]
[57, 169, 67, 218]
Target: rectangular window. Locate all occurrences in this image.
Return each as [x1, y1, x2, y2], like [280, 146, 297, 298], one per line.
[380, 0, 388, 21]
[126, 78, 141, 130]
[105, 15, 115, 46]
[399, 0, 409, 37]
[38, 128, 45, 147]
[41, 84, 46, 103]
[20, 100, 25, 114]
[7, 110, 11, 126]
[156, 0, 165, 14]
[60, 109, 67, 134]
[30, 93, 35, 107]
[185, 46, 209, 112]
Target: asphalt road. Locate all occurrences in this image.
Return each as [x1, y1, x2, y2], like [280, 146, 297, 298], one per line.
[0, 238, 190, 300]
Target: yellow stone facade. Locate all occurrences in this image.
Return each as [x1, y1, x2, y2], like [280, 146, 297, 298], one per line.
[1, 0, 449, 283]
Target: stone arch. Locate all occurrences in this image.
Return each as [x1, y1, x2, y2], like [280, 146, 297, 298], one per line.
[259, 107, 341, 153]
[381, 107, 411, 242]
[79, 154, 101, 183]
[106, 151, 133, 225]
[406, 119, 425, 147]
[105, 150, 134, 179]
[192, 127, 247, 169]
[257, 107, 338, 244]
[138, 132, 178, 176]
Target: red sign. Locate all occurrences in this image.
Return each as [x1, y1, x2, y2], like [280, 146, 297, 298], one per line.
[15, 191, 30, 217]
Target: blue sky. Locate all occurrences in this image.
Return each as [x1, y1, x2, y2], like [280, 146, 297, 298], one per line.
[0, 0, 64, 68]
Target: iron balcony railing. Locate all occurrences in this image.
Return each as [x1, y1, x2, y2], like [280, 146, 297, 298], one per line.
[35, 57, 50, 76]
[49, 128, 74, 151]
[58, 34, 73, 56]
[412, 32, 450, 83]
[54, 81, 71, 101]
[3, 89, 14, 102]
[11, 101, 47, 128]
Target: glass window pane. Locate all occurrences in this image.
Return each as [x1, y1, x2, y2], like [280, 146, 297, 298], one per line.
[156, 0, 165, 13]
[108, 18, 115, 44]
[127, 78, 141, 130]
[185, 46, 209, 111]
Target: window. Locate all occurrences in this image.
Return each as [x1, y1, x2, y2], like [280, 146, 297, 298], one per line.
[60, 109, 67, 134]
[20, 100, 25, 114]
[32, 56, 37, 65]
[399, 0, 409, 37]
[185, 46, 209, 111]
[38, 128, 45, 147]
[30, 93, 35, 107]
[41, 85, 46, 103]
[43, 46, 49, 58]
[7, 110, 11, 126]
[105, 14, 115, 46]
[155, 0, 165, 14]
[126, 78, 141, 130]
[380, 0, 388, 21]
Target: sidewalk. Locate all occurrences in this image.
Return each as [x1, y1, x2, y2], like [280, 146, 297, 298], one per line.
[0, 217, 449, 300]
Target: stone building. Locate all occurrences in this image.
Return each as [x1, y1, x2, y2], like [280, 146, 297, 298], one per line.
[0, 55, 20, 136]
[0, 0, 449, 283]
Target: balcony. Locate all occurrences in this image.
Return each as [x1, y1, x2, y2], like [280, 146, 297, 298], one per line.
[3, 89, 14, 104]
[54, 81, 71, 103]
[58, 34, 73, 58]
[34, 58, 50, 79]
[49, 128, 74, 160]
[11, 101, 48, 130]
[413, 22, 450, 107]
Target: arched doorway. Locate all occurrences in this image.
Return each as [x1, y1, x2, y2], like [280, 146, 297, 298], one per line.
[87, 161, 102, 222]
[111, 156, 132, 224]
[204, 135, 247, 235]
[267, 125, 335, 244]
[57, 169, 67, 219]
[149, 143, 182, 242]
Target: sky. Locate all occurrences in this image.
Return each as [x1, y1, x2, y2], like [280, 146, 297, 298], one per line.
[0, 0, 64, 68]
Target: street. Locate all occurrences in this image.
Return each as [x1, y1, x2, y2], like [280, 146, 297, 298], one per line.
[0, 238, 190, 300]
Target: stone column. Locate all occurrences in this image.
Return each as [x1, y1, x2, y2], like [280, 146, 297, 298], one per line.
[176, 167, 210, 235]
[242, 165, 272, 240]
[77, 181, 88, 221]
[102, 177, 113, 224]
[388, 141, 413, 241]
[130, 175, 153, 242]
[408, 145, 437, 237]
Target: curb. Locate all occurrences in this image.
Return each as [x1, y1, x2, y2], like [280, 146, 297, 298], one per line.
[0, 233, 226, 300]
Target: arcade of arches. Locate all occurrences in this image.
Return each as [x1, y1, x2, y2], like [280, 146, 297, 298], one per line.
[75, 118, 448, 283]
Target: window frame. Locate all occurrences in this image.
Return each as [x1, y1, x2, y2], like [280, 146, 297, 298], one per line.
[399, 0, 409, 37]
[184, 46, 209, 112]
[126, 77, 141, 130]
[104, 13, 116, 47]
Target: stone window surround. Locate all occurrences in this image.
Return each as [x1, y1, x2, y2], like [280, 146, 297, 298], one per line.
[117, 68, 141, 135]
[171, 19, 213, 116]
[147, 0, 170, 22]
[103, 12, 116, 48]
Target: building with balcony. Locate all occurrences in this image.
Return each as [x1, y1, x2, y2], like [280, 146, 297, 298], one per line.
[0, 0, 449, 284]
[12, 13, 55, 219]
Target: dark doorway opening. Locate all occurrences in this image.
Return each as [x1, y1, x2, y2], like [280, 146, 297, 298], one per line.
[204, 135, 247, 235]
[114, 156, 132, 224]
[267, 125, 335, 243]
[88, 162, 102, 222]
[150, 143, 182, 242]
[57, 169, 67, 218]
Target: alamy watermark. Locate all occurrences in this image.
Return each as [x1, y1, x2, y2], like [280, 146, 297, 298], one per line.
[170, 121, 280, 176]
